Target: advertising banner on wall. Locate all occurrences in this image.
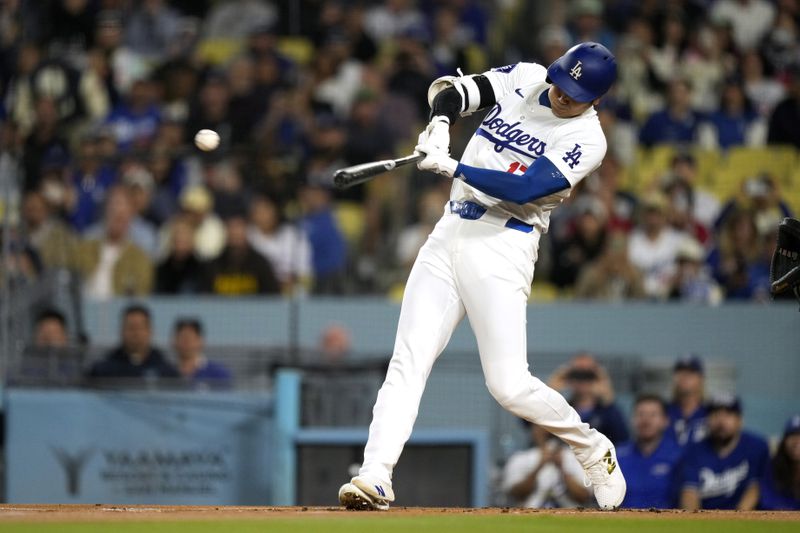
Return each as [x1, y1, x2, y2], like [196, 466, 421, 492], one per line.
[6, 389, 274, 505]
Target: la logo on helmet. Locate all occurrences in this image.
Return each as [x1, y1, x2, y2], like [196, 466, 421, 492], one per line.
[569, 60, 583, 80]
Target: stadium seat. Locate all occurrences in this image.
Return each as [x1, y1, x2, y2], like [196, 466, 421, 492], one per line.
[710, 146, 798, 202]
[333, 201, 366, 246]
[277, 37, 314, 66]
[725, 146, 796, 183]
[196, 38, 244, 65]
[692, 149, 722, 190]
[528, 281, 561, 302]
[633, 145, 676, 191]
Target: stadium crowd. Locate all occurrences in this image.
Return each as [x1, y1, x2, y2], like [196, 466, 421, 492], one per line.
[501, 353, 800, 511]
[0, 0, 798, 302]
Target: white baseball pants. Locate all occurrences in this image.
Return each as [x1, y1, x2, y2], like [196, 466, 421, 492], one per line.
[359, 211, 608, 482]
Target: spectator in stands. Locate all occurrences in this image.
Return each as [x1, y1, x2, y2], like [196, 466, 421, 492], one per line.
[663, 177, 710, 245]
[104, 78, 161, 151]
[184, 75, 235, 149]
[762, 7, 800, 76]
[767, 67, 800, 148]
[21, 190, 78, 271]
[681, 22, 728, 114]
[575, 232, 646, 301]
[226, 55, 267, 145]
[548, 352, 629, 445]
[501, 421, 592, 508]
[6, 42, 43, 138]
[551, 196, 608, 289]
[716, 174, 793, 236]
[43, 0, 97, 56]
[617, 394, 683, 509]
[741, 51, 785, 119]
[172, 317, 231, 388]
[84, 167, 158, 257]
[760, 414, 800, 510]
[92, 8, 149, 96]
[145, 143, 188, 226]
[667, 355, 708, 447]
[77, 186, 153, 298]
[667, 238, 723, 305]
[701, 79, 763, 149]
[710, 0, 775, 51]
[707, 208, 767, 299]
[310, 35, 364, 119]
[170, 185, 226, 261]
[21, 96, 70, 193]
[344, 89, 396, 169]
[628, 192, 687, 299]
[201, 214, 280, 295]
[156, 216, 203, 294]
[16, 308, 84, 384]
[639, 79, 702, 147]
[583, 156, 637, 233]
[647, 14, 686, 92]
[363, 0, 425, 44]
[32, 308, 69, 348]
[679, 394, 769, 510]
[67, 132, 118, 233]
[202, 0, 277, 43]
[659, 153, 720, 230]
[566, 0, 615, 52]
[298, 183, 347, 294]
[124, 0, 182, 61]
[318, 323, 353, 366]
[88, 304, 178, 380]
[120, 165, 159, 256]
[247, 194, 312, 294]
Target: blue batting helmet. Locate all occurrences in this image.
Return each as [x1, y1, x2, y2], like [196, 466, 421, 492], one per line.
[546, 42, 617, 102]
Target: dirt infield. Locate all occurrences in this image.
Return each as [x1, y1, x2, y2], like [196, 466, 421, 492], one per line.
[1, 505, 798, 523]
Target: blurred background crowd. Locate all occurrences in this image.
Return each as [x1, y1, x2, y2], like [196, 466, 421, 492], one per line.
[0, 0, 799, 511]
[1, 0, 799, 303]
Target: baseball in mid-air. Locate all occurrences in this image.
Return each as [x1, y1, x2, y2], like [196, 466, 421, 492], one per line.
[194, 129, 220, 151]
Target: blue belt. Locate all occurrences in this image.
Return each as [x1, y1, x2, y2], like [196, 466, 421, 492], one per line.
[448, 200, 534, 233]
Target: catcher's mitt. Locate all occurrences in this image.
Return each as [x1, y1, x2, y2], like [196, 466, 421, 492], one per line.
[770, 217, 800, 308]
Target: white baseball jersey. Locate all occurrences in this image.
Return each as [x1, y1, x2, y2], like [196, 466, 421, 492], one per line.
[452, 62, 607, 233]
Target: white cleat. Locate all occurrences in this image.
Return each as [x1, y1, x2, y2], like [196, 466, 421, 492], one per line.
[583, 447, 626, 510]
[338, 475, 395, 511]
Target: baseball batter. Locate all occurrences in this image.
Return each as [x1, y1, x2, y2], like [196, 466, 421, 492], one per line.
[339, 42, 626, 510]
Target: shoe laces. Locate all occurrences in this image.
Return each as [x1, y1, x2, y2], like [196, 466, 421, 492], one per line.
[583, 450, 615, 487]
[583, 462, 607, 487]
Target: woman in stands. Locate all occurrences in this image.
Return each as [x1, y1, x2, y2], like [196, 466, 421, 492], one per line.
[760, 415, 800, 510]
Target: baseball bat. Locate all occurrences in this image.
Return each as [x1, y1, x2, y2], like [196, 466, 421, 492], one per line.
[333, 153, 424, 189]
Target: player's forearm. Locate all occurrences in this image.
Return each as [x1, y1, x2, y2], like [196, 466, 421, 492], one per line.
[737, 482, 760, 511]
[679, 488, 700, 510]
[430, 75, 496, 124]
[455, 158, 570, 204]
[508, 464, 543, 500]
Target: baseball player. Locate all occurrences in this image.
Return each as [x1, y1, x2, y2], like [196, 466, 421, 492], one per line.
[338, 42, 626, 510]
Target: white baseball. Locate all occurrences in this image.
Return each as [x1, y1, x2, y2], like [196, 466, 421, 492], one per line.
[194, 129, 220, 151]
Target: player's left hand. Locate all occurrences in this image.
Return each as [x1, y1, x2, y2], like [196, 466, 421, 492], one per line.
[423, 115, 451, 154]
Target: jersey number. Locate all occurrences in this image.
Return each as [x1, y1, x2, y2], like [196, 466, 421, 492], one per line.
[507, 162, 528, 174]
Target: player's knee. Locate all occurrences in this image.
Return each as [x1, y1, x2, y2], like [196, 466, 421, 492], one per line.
[485, 377, 530, 412]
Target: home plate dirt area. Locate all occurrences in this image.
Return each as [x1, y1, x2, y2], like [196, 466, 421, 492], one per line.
[0, 505, 798, 521]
